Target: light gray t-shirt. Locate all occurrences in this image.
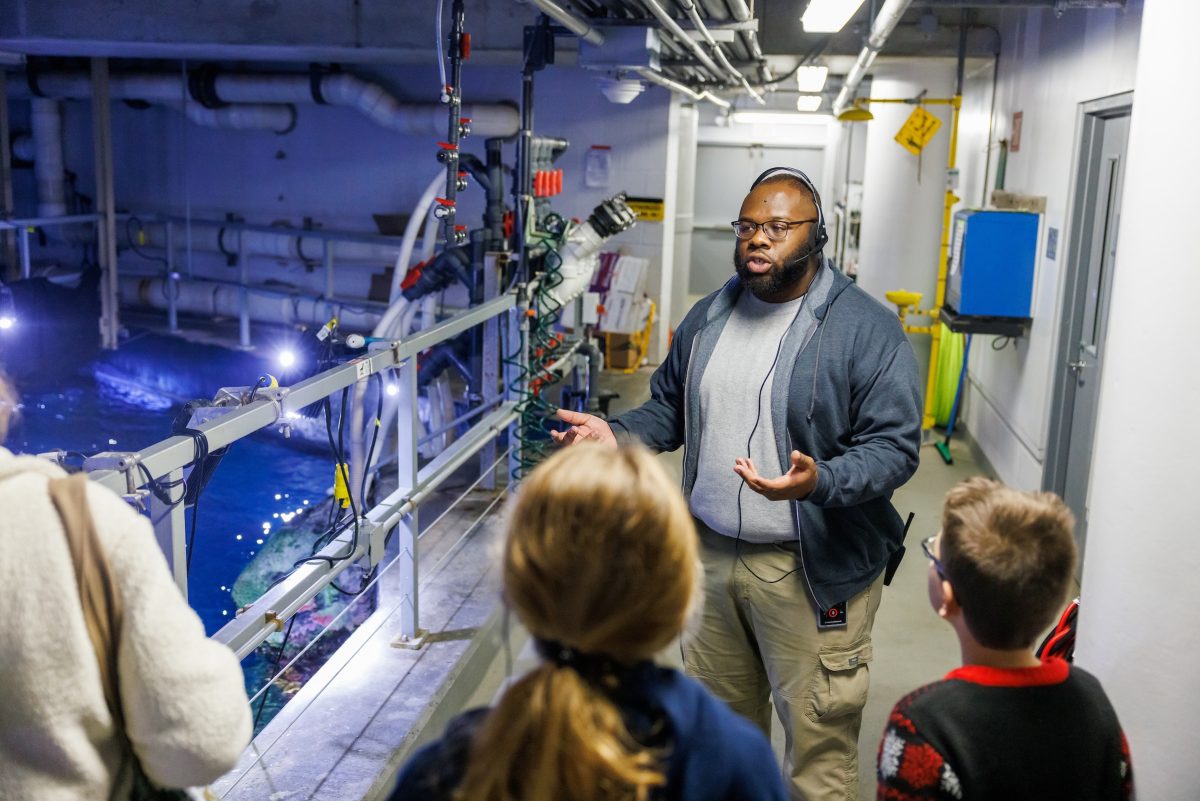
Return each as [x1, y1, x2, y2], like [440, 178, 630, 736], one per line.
[690, 290, 805, 543]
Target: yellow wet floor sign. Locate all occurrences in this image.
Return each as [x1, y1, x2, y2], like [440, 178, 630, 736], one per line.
[895, 106, 942, 156]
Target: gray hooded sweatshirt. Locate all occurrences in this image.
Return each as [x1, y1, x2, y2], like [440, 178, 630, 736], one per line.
[610, 261, 922, 609]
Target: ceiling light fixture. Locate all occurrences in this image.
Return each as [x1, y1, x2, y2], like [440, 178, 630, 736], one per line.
[801, 0, 867, 33]
[731, 111, 833, 126]
[795, 65, 829, 93]
[795, 94, 823, 112]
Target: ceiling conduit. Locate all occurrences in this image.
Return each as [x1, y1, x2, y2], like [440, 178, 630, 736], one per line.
[832, 0, 914, 116]
[526, 0, 606, 45]
[677, 0, 764, 103]
[634, 66, 731, 108]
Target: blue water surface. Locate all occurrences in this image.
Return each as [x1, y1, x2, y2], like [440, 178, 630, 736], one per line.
[10, 370, 332, 635]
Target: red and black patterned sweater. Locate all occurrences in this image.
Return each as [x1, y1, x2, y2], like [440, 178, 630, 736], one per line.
[876, 658, 1133, 800]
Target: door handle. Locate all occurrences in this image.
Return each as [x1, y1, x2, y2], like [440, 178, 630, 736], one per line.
[1068, 360, 1088, 372]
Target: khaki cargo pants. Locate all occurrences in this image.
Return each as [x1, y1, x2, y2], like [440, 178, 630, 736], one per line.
[682, 520, 884, 801]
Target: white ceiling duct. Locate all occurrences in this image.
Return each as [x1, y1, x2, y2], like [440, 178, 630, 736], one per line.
[832, 0, 914, 116]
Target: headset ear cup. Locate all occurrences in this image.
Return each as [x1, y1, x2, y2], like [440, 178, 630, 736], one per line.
[814, 223, 828, 253]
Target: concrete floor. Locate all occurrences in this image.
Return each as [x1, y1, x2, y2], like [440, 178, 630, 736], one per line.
[594, 367, 986, 801]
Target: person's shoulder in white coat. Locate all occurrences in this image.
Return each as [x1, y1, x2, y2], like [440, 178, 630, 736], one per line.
[0, 446, 252, 799]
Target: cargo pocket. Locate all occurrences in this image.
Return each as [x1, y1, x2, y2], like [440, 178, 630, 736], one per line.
[804, 640, 874, 724]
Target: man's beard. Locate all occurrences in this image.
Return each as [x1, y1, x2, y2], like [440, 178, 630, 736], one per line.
[733, 241, 811, 300]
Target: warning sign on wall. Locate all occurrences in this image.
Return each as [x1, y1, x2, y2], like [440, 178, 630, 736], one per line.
[894, 107, 942, 156]
[626, 196, 665, 222]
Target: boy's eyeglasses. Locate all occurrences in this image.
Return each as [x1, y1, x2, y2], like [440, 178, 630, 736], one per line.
[921, 534, 946, 580]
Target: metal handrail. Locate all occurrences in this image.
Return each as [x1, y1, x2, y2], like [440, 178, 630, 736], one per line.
[84, 290, 529, 655]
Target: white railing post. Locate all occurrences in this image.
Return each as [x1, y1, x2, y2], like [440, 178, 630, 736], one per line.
[393, 358, 426, 647]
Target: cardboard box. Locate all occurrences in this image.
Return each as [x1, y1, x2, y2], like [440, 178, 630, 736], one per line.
[606, 333, 640, 370]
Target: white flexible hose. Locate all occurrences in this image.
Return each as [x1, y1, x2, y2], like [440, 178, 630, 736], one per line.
[388, 172, 445, 306]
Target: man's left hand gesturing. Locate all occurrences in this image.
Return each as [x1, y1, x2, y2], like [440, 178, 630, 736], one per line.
[734, 450, 819, 501]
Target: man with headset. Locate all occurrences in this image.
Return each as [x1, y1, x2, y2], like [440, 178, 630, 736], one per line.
[553, 168, 921, 800]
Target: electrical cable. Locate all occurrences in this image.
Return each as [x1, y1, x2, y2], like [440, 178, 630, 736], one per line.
[733, 294, 809, 585]
[252, 614, 297, 733]
[125, 215, 168, 266]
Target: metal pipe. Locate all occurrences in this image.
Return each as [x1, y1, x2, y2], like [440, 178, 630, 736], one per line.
[677, 0, 763, 103]
[527, 0, 606, 45]
[634, 67, 731, 108]
[640, 0, 726, 82]
[832, 0, 914, 115]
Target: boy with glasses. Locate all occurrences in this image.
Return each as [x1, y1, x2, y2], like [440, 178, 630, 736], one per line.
[878, 477, 1133, 800]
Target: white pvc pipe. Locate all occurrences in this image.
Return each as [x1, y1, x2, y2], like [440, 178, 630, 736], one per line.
[386, 172, 446, 307]
[118, 275, 381, 331]
[26, 71, 520, 137]
[212, 73, 520, 137]
[126, 220, 426, 265]
[546, 219, 608, 309]
[166, 101, 295, 133]
[31, 98, 67, 218]
[28, 74, 295, 132]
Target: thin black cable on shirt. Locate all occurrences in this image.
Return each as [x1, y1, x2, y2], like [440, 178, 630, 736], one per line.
[734, 294, 808, 585]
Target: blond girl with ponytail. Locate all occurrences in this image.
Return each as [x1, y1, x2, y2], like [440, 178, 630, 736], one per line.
[388, 444, 787, 801]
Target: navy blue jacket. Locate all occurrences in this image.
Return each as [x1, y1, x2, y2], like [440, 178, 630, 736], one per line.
[388, 664, 787, 801]
[610, 262, 922, 609]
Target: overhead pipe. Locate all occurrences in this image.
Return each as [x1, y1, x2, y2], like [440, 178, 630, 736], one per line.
[123, 220, 428, 265]
[24, 74, 295, 132]
[639, 0, 727, 83]
[634, 67, 731, 108]
[165, 101, 295, 133]
[117, 274, 383, 331]
[833, 0, 914, 116]
[24, 71, 520, 138]
[677, 0, 764, 103]
[210, 73, 519, 137]
[526, 0, 606, 45]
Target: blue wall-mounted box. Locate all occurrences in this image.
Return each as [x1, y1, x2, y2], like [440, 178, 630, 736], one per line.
[945, 210, 1039, 319]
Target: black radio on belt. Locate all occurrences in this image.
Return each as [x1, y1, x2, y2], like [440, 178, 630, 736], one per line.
[818, 601, 847, 629]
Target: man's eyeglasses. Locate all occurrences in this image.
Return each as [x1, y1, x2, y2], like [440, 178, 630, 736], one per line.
[730, 218, 818, 242]
[921, 534, 946, 580]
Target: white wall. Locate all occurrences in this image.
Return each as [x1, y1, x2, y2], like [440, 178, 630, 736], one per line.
[958, 4, 1142, 489]
[855, 59, 957, 385]
[1073, 2, 1200, 795]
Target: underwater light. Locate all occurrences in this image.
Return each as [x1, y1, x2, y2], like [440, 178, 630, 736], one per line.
[0, 282, 14, 330]
[278, 349, 297, 369]
[386, 383, 399, 397]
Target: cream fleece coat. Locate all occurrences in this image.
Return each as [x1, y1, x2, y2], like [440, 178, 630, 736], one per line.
[0, 447, 252, 800]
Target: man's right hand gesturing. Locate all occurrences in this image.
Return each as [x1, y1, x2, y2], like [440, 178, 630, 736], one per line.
[550, 408, 618, 448]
